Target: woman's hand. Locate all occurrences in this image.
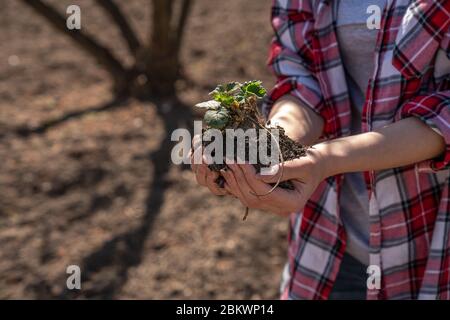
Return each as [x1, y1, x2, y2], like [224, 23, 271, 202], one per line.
[189, 94, 325, 204]
[189, 133, 229, 196]
[221, 149, 327, 216]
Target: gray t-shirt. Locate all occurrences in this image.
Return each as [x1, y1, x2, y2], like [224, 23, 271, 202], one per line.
[335, 0, 385, 265]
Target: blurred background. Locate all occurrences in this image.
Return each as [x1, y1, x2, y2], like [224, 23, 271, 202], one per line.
[0, 0, 289, 299]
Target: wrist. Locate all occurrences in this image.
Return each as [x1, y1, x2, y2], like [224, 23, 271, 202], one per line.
[269, 95, 324, 145]
[305, 143, 331, 180]
[309, 140, 345, 178]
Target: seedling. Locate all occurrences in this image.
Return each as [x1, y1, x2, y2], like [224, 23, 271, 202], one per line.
[195, 81, 308, 220]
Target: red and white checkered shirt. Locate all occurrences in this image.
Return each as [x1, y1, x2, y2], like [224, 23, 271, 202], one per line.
[263, 0, 450, 299]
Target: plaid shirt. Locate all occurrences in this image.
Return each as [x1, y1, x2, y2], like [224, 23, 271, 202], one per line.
[263, 0, 450, 299]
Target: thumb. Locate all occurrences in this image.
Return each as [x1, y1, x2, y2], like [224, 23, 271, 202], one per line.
[256, 160, 301, 184]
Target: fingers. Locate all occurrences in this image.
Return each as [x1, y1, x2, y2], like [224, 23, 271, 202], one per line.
[201, 154, 228, 195]
[205, 170, 228, 196]
[223, 181, 238, 198]
[192, 153, 211, 186]
[189, 134, 203, 172]
[238, 164, 296, 211]
[190, 135, 229, 196]
[223, 182, 239, 200]
[222, 163, 308, 215]
[192, 133, 202, 150]
[227, 164, 255, 197]
[256, 159, 303, 184]
[239, 163, 273, 197]
[221, 170, 236, 196]
[189, 149, 198, 173]
[226, 164, 269, 208]
[221, 166, 252, 207]
[195, 162, 208, 186]
[195, 161, 228, 196]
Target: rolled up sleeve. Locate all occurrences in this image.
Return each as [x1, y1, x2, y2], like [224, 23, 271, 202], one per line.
[263, 0, 326, 129]
[395, 92, 450, 172]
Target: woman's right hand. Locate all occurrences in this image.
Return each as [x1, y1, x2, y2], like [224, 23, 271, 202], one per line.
[189, 133, 229, 196]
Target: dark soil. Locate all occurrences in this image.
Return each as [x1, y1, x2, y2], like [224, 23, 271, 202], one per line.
[201, 98, 307, 190]
[0, 0, 290, 299]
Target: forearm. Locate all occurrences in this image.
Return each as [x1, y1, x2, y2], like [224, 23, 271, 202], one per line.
[316, 117, 446, 177]
[268, 95, 324, 145]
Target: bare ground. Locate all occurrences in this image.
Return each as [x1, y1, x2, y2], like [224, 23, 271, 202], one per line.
[0, 0, 289, 299]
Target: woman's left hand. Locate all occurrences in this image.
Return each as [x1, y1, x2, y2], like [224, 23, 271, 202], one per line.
[221, 149, 326, 216]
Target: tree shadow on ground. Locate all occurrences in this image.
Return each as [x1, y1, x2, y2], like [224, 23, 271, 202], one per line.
[13, 97, 128, 137]
[53, 98, 195, 299]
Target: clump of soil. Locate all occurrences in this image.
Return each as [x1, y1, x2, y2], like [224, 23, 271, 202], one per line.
[196, 81, 308, 194]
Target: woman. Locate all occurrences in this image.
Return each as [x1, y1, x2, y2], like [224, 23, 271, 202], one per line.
[191, 0, 450, 299]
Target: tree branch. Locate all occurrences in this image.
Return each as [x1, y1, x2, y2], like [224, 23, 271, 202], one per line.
[95, 0, 141, 57]
[20, 0, 126, 79]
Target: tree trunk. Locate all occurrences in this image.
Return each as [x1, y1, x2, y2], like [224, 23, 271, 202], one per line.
[20, 0, 194, 100]
[143, 0, 178, 98]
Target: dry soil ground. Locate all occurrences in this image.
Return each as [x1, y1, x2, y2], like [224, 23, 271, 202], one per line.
[0, 0, 289, 299]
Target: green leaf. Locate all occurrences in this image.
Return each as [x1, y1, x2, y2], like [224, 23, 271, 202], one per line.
[211, 92, 235, 107]
[194, 100, 221, 110]
[204, 108, 230, 129]
[235, 93, 246, 104]
[225, 81, 240, 92]
[242, 80, 266, 98]
[209, 82, 240, 107]
[209, 84, 225, 97]
[206, 80, 266, 108]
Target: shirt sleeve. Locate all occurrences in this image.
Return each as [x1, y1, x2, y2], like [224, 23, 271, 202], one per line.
[263, 0, 325, 128]
[395, 92, 450, 172]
